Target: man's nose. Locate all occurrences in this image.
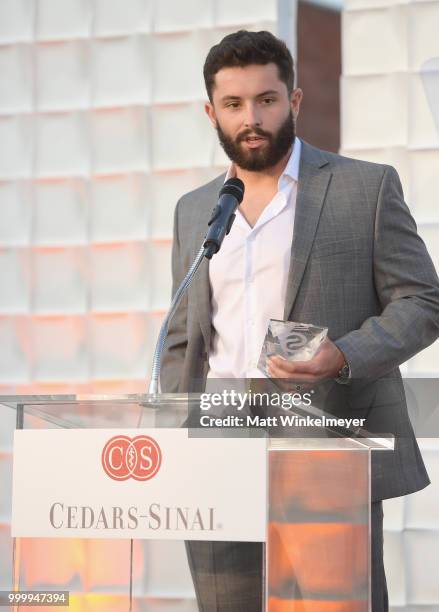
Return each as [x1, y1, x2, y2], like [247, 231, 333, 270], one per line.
[243, 103, 261, 128]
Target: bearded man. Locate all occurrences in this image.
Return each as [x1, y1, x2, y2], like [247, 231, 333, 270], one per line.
[161, 30, 439, 611]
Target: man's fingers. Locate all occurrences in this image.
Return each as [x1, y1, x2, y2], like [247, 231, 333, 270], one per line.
[269, 356, 318, 374]
[267, 358, 318, 382]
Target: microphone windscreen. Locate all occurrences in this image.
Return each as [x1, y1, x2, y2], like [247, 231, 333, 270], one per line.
[219, 178, 245, 203]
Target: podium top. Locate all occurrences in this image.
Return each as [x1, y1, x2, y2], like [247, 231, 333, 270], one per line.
[0, 393, 394, 451]
[0, 393, 191, 406]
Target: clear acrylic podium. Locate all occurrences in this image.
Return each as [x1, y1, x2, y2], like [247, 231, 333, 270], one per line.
[0, 394, 392, 612]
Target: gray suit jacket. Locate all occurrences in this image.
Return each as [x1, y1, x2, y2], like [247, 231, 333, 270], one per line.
[161, 140, 439, 501]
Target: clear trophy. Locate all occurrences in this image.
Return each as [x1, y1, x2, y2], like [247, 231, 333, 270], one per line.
[258, 319, 328, 376]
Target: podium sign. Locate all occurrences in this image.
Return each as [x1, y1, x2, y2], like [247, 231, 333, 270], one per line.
[2, 393, 392, 610]
[12, 428, 267, 542]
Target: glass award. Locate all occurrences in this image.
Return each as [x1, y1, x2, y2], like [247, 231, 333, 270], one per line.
[257, 319, 328, 376]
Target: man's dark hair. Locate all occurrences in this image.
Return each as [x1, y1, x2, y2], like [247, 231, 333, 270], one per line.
[203, 30, 295, 102]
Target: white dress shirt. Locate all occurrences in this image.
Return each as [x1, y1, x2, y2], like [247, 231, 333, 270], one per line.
[207, 137, 302, 380]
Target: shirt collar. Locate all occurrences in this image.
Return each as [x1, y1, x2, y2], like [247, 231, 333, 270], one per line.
[225, 137, 302, 189]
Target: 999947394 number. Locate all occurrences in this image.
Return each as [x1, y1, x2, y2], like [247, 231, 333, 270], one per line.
[0, 591, 69, 606]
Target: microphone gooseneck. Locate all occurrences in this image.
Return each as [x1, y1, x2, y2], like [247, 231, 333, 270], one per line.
[148, 178, 245, 395]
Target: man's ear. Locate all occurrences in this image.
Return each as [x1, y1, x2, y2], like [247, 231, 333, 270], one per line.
[205, 102, 217, 128]
[290, 88, 303, 120]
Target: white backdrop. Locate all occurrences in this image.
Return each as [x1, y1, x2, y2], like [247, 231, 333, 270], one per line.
[341, 1, 439, 610]
[0, 0, 279, 395]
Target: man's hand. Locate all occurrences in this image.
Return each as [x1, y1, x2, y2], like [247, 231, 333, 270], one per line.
[267, 338, 346, 383]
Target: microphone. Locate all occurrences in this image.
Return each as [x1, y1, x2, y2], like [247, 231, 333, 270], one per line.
[148, 177, 244, 394]
[203, 178, 244, 259]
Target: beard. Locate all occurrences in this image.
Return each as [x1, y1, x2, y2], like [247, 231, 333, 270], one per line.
[216, 110, 296, 172]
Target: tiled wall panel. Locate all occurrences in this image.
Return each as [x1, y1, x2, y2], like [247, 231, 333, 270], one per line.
[0, 0, 281, 393]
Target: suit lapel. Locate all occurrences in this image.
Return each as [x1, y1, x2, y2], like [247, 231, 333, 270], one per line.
[283, 141, 332, 319]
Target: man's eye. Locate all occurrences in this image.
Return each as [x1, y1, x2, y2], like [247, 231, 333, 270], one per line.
[262, 98, 274, 105]
[226, 102, 240, 109]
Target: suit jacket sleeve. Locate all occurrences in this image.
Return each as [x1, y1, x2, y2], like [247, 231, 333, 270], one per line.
[159, 198, 188, 393]
[334, 165, 439, 379]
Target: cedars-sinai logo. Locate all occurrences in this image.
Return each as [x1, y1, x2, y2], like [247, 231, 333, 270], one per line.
[102, 435, 162, 481]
